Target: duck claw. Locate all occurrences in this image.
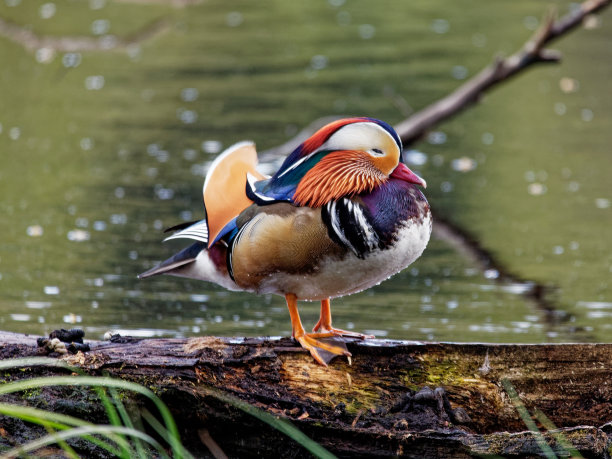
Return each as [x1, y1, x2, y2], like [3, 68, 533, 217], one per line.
[311, 326, 374, 340]
[296, 333, 351, 366]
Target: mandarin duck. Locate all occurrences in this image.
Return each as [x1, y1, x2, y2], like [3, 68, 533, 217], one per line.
[139, 117, 431, 365]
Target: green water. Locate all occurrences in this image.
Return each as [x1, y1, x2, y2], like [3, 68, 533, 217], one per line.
[0, 0, 609, 342]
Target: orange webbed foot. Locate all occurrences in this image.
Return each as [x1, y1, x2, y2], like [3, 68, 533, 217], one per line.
[294, 332, 351, 367]
[285, 293, 352, 366]
[311, 323, 375, 340]
[312, 298, 374, 340]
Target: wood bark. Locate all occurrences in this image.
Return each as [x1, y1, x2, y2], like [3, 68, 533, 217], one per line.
[1, 331, 612, 458]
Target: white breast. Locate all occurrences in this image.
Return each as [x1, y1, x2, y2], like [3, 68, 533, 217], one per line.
[257, 212, 432, 300]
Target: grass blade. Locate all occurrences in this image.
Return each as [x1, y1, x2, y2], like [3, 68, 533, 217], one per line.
[0, 425, 169, 459]
[0, 375, 184, 457]
[0, 402, 125, 456]
[501, 378, 558, 459]
[93, 386, 132, 458]
[109, 386, 149, 459]
[141, 409, 195, 459]
[533, 409, 584, 459]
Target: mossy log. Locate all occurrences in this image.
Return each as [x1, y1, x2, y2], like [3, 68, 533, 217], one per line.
[1, 330, 612, 458]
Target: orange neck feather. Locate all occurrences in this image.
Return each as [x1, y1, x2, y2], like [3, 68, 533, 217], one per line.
[293, 150, 386, 208]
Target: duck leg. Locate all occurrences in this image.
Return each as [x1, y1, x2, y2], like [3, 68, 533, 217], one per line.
[312, 298, 374, 339]
[285, 294, 351, 366]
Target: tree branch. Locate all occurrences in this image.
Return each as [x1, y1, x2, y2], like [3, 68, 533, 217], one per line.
[394, 0, 611, 146]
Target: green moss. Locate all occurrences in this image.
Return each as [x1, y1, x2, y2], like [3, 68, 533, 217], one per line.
[20, 387, 42, 399]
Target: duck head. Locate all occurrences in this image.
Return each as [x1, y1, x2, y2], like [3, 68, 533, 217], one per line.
[274, 117, 426, 208]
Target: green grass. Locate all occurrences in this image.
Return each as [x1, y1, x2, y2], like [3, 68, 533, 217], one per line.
[501, 378, 584, 459]
[0, 357, 336, 458]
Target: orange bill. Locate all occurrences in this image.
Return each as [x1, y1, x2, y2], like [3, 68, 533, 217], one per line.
[202, 141, 266, 247]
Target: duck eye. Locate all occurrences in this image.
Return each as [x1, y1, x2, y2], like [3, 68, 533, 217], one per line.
[371, 148, 384, 156]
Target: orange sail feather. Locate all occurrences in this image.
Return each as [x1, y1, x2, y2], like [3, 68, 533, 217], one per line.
[203, 141, 266, 247]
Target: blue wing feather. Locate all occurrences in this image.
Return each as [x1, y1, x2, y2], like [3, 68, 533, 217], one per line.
[246, 150, 329, 205]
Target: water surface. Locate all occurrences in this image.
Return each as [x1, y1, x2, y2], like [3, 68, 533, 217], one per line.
[0, 0, 610, 342]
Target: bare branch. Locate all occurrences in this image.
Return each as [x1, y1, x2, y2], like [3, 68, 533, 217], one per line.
[395, 0, 611, 146]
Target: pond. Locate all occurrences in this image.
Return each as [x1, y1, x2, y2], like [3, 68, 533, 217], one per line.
[0, 0, 610, 343]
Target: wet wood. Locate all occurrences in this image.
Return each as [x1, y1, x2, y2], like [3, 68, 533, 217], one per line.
[1, 331, 612, 457]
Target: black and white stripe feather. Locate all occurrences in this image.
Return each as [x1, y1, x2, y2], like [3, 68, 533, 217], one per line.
[321, 198, 383, 259]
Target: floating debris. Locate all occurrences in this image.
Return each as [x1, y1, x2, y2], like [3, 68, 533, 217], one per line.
[63, 313, 82, 324]
[358, 24, 375, 40]
[440, 181, 453, 193]
[80, 137, 93, 150]
[403, 149, 428, 166]
[25, 301, 52, 309]
[583, 14, 601, 29]
[451, 65, 468, 80]
[553, 245, 564, 255]
[190, 294, 209, 303]
[62, 52, 81, 68]
[9, 127, 20, 140]
[527, 183, 547, 196]
[93, 220, 107, 231]
[431, 19, 449, 34]
[67, 229, 90, 241]
[581, 109, 594, 122]
[427, 131, 447, 145]
[26, 224, 43, 237]
[202, 140, 222, 154]
[85, 75, 105, 90]
[554, 102, 566, 116]
[451, 156, 477, 172]
[226, 11, 243, 27]
[177, 108, 197, 124]
[559, 77, 579, 93]
[481, 132, 494, 145]
[310, 54, 328, 70]
[39, 3, 56, 20]
[90, 0, 106, 10]
[44, 285, 60, 295]
[10, 313, 31, 322]
[110, 213, 127, 224]
[91, 19, 110, 36]
[181, 87, 199, 102]
[76, 217, 88, 228]
[35, 47, 55, 63]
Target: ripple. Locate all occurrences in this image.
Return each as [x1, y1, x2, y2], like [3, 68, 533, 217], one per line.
[10, 314, 31, 322]
[44, 285, 60, 295]
[25, 301, 52, 309]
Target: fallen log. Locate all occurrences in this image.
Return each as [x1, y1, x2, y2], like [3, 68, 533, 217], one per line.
[1, 330, 611, 458]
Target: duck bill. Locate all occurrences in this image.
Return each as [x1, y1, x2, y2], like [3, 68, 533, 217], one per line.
[391, 163, 427, 188]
